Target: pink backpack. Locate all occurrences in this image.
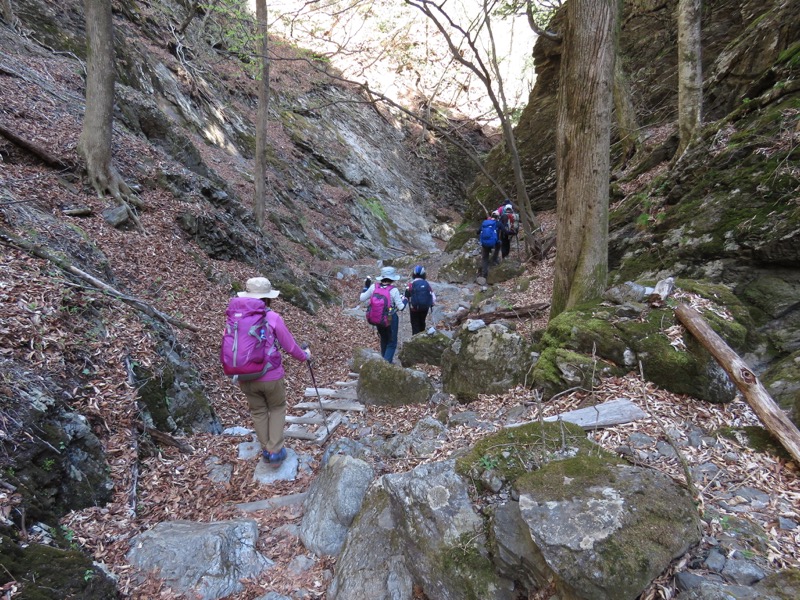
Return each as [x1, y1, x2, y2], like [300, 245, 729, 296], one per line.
[366, 284, 393, 327]
[220, 297, 277, 382]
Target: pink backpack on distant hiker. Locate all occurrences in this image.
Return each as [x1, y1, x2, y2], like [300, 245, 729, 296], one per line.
[220, 297, 277, 382]
[366, 284, 393, 327]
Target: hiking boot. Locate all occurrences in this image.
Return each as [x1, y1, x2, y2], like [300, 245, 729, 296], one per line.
[267, 447, 287, 465]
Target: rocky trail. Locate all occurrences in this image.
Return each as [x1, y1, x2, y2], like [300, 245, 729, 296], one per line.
[34, 244, 793, 600]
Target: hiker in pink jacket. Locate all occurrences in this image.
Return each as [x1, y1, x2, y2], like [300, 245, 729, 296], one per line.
[236, 277, 310, 466]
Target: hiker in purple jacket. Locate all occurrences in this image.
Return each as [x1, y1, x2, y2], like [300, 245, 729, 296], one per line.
[236, 277, 310, 466]
[359, 266, 407, 363]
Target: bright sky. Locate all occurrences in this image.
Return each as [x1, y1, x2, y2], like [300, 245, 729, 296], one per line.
[256, 0, 538, 124]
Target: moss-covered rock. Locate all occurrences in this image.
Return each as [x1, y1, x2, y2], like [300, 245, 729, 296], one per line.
[350, 347, 383, 373]
[717, 426, 792, 461]
[439, 251, 479, 284]
[761, 350, 800, 426]
[0, 531, 119, 599]
[532, 281, 751, 403]
[356, 359, 434, 406]
[456, 421, 596, 488]
[516, 459, 700, 600]
[531, 347, 626, 401]
[441, 322, 535, 402]
[397, 330, 452, 368]
[487, 259, 526, 285]
[752, 568, 800, 599]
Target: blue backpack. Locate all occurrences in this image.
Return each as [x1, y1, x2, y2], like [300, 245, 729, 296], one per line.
[409, 279, 433, 311]
[479, 219, 499, 248]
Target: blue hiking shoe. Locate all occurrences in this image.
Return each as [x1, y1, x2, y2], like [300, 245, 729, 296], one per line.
[266, 447, 287, 465]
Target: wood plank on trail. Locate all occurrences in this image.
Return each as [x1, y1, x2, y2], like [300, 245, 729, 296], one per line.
[236, 492, 307, 512]
[304, 387, 358, 400]
[293, 400, 365, 412]
[286, 414, 325, 425]
[314, 412, 344, 446]
[285, 426, 318, 441]
[507, 399, 647, 431]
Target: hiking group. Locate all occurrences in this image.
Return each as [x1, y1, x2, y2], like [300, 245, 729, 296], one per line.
[478, 201, 519, 278]
[361, 265, 436, 363]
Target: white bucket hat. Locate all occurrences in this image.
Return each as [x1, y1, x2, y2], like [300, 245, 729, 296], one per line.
[237, 277, 280, 299]
[377, 266, 401, 281]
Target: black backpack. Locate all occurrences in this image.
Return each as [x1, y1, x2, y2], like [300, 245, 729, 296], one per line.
[409, 279, 433, 311]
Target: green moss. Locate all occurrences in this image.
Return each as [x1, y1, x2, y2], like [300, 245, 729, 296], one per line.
[778, 41, 800, 67]
[717, 426, 792, 460]
[358, 196, 388, 221]
[455, 421, 598, 486]
[0, 533, 118, 599]
[445, 224, 478, 253]
[515, 451, 622, 501]
[544, 309, 628, 364]
[134, 364, 175, 431]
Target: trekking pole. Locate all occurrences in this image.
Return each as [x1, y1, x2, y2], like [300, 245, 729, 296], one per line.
[301, 343, 331, 439]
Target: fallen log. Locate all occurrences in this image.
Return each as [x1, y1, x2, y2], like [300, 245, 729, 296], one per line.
[675, 303, 800, 465]
[453, 302, 550, 326]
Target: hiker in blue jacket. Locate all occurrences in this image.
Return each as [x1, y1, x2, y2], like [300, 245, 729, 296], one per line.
[477, 211, 501, 279]
[360, 266, 407, 363]
[404, 265, 436, 336]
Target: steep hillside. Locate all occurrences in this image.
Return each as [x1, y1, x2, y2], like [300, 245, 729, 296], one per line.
[0, 0, 477, 584]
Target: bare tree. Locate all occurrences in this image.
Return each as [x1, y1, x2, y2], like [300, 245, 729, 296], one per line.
[405, 0, 542, 254]
[78, 0, 141, 228]
[254, 0, 270, 228]
[550, 0, 618, 318]
[1, 0, 20, 30]
[676, 0, 702, 157]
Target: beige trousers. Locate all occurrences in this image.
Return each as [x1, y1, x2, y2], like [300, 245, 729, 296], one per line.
[239, 377, 287, 453]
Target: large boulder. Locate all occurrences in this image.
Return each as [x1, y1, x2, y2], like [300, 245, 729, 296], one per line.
[356, 358, 434, 406]
[533, 280, 748, 402]
[299, 454, 375, 557]
[397, 329, 452, 367]
[516, 461, 700, 599]
[441, 320, 535, 402]
[331, 421, 702, 600]
[126, 519, 272, 600]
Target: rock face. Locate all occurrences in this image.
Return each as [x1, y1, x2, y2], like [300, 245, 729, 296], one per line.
[327, 482, 415, 600]
[126, 519, 272, 600]
[0, 360, 113, 525]
[441, 321, 534, 401]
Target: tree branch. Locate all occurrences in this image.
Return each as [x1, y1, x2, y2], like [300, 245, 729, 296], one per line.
[0, 227, 200, 333]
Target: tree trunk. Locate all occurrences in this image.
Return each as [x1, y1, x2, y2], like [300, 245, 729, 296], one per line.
[78, 0, 120, 196]
[2, 0, 20, 30]
[550, 0, 617, 318]
[254, 0, 269, 228]
[676, 0, 702, 157]
[676, 304, 800, 466]
[613, 58, 641, 163]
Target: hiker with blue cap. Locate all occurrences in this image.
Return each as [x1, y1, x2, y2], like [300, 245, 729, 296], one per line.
[360, 266, 407, 363]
